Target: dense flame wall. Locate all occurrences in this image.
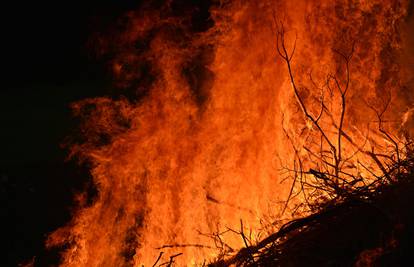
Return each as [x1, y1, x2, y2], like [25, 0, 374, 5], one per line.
[46, 0, 412, 266]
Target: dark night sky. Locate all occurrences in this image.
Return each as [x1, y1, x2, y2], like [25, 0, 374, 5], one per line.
[1, 1, 140, 164]
[1, 1, 140, 266]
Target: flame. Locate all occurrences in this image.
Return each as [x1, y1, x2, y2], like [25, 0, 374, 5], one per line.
[46, 0, 412, 266]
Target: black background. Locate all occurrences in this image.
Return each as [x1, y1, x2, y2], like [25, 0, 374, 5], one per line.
[1, 1, 140, 265]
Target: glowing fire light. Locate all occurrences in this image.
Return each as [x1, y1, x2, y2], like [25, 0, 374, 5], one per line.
[46, 1, 412, 266]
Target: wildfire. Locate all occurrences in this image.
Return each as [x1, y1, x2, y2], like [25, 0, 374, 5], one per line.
[46, 0, 412, 266]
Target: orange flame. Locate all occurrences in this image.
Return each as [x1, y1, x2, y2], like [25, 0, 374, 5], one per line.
[46, 1, 412, 266]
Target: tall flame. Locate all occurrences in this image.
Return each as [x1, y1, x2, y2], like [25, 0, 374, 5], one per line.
[47, 0, 412, 266]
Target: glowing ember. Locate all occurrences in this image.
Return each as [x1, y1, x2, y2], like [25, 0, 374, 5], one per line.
[46, 1, 412, 266]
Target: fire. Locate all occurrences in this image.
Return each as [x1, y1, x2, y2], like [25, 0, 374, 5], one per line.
[46, 0, 412, 266]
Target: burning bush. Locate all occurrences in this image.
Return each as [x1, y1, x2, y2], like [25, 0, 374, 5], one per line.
[43, 0, 414, 266]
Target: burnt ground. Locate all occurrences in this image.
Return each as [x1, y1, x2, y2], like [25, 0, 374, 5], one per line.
[211, 176, 414, 267]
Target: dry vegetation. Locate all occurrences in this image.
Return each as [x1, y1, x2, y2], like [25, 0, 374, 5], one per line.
[206, 22, 414, 267]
